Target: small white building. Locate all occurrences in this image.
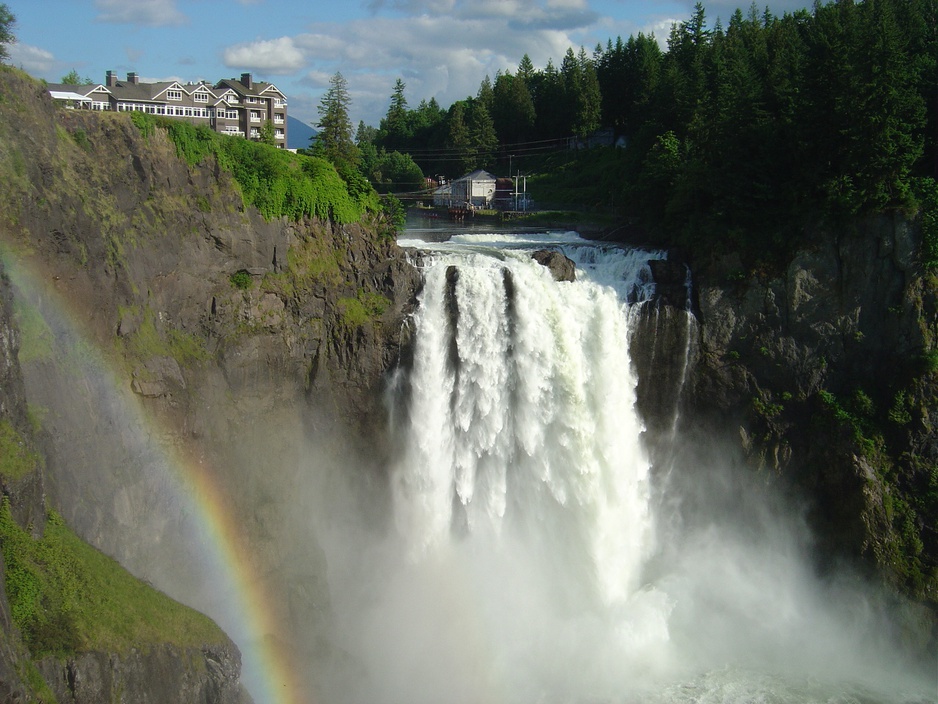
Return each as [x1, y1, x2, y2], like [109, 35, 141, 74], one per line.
[433, 182, 453, 207]
[450, 169, 496, 208]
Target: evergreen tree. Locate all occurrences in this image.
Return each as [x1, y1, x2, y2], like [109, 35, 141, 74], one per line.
[493, 71, 536, 145]
[530, 59, 566, 139]
[382, 78, 410, 151]
[518, 54, 536, 81]
[0, 3, 13, 63]
[476, 75, 495, 116]
[445, 101, 473, 175]
[61, 69, 92, 85]
[313, 72, 359, 170]
[468, 99, 498, 170]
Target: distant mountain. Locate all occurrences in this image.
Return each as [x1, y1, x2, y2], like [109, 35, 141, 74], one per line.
[287, 116, 317, 150]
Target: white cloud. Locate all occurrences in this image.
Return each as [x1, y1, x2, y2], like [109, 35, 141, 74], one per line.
[223, 37, 307, 74]
[8, 43, 57, 76]
[94, 0, 187, 27]
[282, 11, 586, 127]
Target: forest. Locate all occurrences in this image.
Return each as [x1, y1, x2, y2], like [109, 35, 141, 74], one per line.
[320, 0, 938, 264]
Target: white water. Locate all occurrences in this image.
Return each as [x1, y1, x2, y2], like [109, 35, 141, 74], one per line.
[319, 231, 935, 704]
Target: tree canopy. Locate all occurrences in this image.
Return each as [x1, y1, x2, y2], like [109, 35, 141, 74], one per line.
[0, 3, 15, 62]
[312, 72, 359, 171]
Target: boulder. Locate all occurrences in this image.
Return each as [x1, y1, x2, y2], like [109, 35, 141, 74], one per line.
[532, 249, 576, 282]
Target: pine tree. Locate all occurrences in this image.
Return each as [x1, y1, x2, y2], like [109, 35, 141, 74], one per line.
[0, 3, 13, 62]
[382, 78, 410, 151]
[313, 72, 359, 169]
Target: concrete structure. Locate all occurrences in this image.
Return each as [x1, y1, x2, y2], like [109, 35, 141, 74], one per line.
[46, 72, 287, 148]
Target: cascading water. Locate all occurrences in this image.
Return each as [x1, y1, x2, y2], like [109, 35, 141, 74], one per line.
[319, 229, 933, 704]
[392, 231, 661, 606]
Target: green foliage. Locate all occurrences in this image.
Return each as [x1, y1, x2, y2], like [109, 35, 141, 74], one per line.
[313, 72, 359, 170]
[229, 270, 252, 290]
[381, 194, 406, 234]
[888, 390, 913, 425]
[0, 499, 226, 657]
[817, 388, 882, 455]
[127, 114, 375, 223]
[337, 289, 390, 329]
[361, 149, 425, 193]
[913, 177, 938, 269]
[0, 3, 14, 63]
[129, 111, 157, 138]
[124, 306, 209, 366]
[262, 233, 344, 299]
[70, 128, 90, 151]
[60, 69, 92, 86]
[0, 419, 40, 481]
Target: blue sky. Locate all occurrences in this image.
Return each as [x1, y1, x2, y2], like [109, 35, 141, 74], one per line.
[7, 0, 810, 129]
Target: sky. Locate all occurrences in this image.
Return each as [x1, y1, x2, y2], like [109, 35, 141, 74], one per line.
[7, 0, 811, 130]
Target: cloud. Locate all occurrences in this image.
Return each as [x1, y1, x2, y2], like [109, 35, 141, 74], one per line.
[8, 43, 57, 76]
[94, 0, 187, 26]
[222, 37, 307, 74]
[282, 11, 583, 127]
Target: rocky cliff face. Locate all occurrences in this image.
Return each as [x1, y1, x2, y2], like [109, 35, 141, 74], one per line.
[630, 214, 937, 650]
[0, 66, 421, 700]
[37, 644, 245, 704]
[0, 257, 247, 702]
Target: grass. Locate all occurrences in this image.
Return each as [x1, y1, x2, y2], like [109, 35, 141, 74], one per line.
[0, 419, 41, 481]
[0, 499, 227, 658]
[123, 306, 209, 366]
[12, 298, 55, 364]
[337, 289, 390, 329]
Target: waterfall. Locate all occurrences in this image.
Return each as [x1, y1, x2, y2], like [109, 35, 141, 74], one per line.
[392, 233, 662, 607]
[322, 230, 931, 704]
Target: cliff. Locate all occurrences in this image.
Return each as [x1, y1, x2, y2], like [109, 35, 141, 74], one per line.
[0, 66, 419, 700]
[628, 214, 938, 652]
[0, 257, 247, 702]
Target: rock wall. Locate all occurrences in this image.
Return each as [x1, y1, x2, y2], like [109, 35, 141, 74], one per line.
[37, 644, 245, 704]
[653, 215, 937, 642]
[0, 67, 421, 700]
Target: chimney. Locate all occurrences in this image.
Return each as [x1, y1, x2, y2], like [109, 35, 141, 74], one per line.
[127, 72, 139, 85]
[106, 70, 116, 87]
[240, 72, 253, 89]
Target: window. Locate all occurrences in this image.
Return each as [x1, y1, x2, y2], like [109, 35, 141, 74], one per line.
[275, 128, 284, 137]
[184, 108, 193, 117]
[156, 106, 166, 115]
[167, 90, 182, 101]
[225, 110, 238, 120]
[194, 92, 208, 102]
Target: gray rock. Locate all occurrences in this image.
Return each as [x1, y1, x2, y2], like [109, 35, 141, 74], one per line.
[532, 249, 576, 281]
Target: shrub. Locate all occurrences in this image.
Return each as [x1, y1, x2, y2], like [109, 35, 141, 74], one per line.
[229, 270, 252, 290]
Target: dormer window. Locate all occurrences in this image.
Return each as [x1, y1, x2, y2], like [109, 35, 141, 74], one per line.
[167, 89, 182, 101]
[194, 92, 208, 102]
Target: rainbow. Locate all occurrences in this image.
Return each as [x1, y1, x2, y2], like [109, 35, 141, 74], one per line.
[1, 245, 308, 704]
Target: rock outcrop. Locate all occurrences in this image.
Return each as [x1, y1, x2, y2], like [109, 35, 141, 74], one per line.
[38, 644, 245, 704]
[532, 249, 576, 281]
